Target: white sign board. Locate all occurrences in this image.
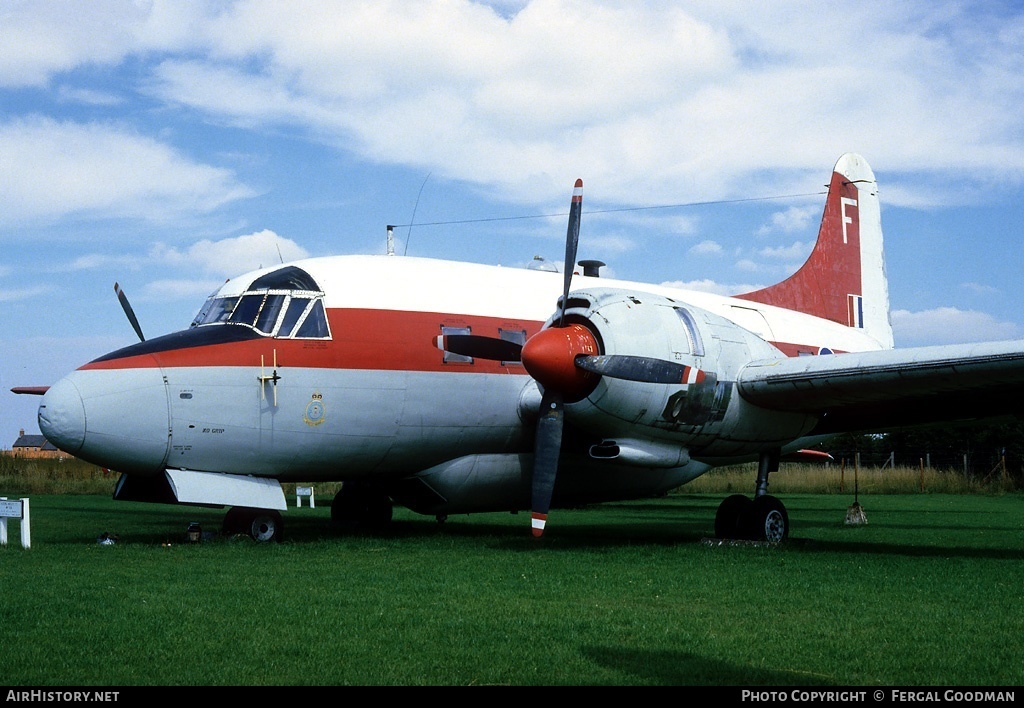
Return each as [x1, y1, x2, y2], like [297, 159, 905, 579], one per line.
[296, 486, 315, 508]
[0, 500, 23, 518]
[0, 497, 30, 548]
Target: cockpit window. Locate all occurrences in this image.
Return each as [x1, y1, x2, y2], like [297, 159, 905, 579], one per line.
[189, 266, 330, 340]
[278, 297, 311, 338]
[255, 294, 287, 334]
[191, 296, 238, 327]
[229, 294, 264, 326]
[294, 300, 329, 338]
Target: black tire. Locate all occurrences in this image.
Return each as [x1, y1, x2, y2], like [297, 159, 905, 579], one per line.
[743, 495, 788, 543]
[247, 510, 283, 543]
[223, 507, 283, 542]
[715, 494, 753, 539]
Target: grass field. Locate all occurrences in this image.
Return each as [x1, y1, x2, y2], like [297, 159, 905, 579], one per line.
[1, 489, 1022, 686]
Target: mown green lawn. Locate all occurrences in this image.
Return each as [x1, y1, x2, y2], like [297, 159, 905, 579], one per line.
[1, 493, 1022, 686]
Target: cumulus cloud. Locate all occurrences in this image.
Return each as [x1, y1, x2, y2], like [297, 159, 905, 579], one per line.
[150, 230, 310, 277]
[0, 1, 210, 87]
[128, 2, 1024, 206]
[0, 117, 255, 226]
[757, 206, 819, 236]
[3, 2, 1023, 210]
[891, 307, 1022, 347]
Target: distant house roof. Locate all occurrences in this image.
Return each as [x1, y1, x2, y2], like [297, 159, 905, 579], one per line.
[13, 434, 58, 451]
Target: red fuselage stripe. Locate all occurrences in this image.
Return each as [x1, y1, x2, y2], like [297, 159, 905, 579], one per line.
[79, 308, 839, 372]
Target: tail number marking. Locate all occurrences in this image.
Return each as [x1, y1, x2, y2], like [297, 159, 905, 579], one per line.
[841, 197, 858, 244]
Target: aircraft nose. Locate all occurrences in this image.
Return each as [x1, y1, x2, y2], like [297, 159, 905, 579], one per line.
[38, 376, 87, 455]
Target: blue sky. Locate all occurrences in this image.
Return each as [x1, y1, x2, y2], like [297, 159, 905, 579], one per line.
[3, 0, 1024, 444]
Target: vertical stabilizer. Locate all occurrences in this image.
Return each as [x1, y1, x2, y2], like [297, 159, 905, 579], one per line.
[737, 153, 893, 348]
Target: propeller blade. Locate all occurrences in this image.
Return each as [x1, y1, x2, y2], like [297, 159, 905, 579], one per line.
[435, 334, 523, 362]
[574, 355, 705, 385]
[11, 386, 49, 396]
[559, 179, 583, 327]
[114, 282, 145, 342]
[531, 390, 564, 537]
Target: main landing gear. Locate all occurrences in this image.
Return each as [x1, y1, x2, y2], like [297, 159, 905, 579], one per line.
[714, 449, 789, 543]
[222, 506, 284, 543]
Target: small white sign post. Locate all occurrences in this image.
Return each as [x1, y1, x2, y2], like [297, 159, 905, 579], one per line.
[0, 497, 31, 549]
[295, 486, 315, 508]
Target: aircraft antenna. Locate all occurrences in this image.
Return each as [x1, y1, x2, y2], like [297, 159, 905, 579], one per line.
[403, 172, 431, 256]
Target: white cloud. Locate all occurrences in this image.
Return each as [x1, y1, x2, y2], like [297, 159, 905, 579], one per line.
[150, 230, 310, 278]
[689, 240, 723, 255]
[757, 206, 818, 236]
[142, 278, 227, 302]
[132, 2, 1024, 206]
[961, 282, 999, 295]
[659, 278, 763, 296]
[584, 234, 635, 255]
[3, 1, 1024, 209]
[891, 307, 1022, 347]
[757, 241, 811, 260]
[0, 285, 47, 302]
[0, 117, 255, 226]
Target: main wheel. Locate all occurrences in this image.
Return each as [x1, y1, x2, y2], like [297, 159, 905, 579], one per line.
[247, 511, 283, 543]
[744, 495, 788, 543]
[223, 507, 284, 543]
[715, 494, 753, 539]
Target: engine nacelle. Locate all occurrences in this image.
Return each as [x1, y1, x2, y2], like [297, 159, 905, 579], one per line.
[560, 287, 817, 458]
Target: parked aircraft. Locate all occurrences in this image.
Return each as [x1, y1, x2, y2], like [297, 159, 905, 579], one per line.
[17, 154, 1024, 542]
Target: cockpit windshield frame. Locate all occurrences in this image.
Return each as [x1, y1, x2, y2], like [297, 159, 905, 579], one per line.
[189, 266, 331, 340]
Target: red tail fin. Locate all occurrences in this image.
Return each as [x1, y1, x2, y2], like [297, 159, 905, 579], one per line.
[736, 153, 892, 348]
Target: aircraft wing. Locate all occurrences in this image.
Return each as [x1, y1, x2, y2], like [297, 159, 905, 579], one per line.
[737, 339, 1024, 435]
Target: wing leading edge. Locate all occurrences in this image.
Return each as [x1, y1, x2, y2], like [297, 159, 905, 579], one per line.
[737, 340, 1024, 435]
